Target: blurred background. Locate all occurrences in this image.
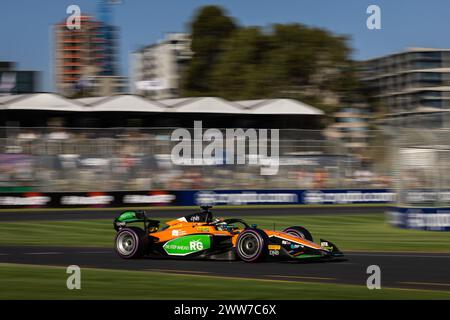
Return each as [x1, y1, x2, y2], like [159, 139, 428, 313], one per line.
[1, 1, 450, 225]
[1, 1, 388, 192]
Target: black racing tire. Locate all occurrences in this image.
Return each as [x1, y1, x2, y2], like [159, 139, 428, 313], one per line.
[115, 227, 148, 259]
[282, 226, 313, 242]
[235, 229, 269, 262]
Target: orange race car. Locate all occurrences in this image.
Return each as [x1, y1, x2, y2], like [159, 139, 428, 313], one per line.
[113, 206, 343, 262]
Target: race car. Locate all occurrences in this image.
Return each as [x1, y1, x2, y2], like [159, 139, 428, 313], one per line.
[113, 206, 343, 262]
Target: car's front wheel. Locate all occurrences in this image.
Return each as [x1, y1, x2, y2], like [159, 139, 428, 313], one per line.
[282, 226, 313, 242]
[235, 229, 268, 262]
[115, 227, 147, 259]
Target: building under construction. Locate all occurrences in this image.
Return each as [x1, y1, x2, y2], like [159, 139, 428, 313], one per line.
[53, 8, 126, 97]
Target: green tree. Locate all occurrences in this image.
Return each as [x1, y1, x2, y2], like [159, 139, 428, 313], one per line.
[182, 5, 237, 96]
[211, 27, 274, 100]
[182, 6, 363, 114]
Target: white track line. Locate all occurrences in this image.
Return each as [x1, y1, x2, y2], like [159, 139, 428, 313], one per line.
[24, 252, 62, 255]
[347, 253, 450, 259]
[398, 281, 450, 287]
[78, 251, 110, 254]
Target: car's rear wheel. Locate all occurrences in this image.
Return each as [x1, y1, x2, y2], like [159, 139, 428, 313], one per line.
[115, 227, 147, 259]
[236, 229, 268, 262]
[282, 226, 313, 242]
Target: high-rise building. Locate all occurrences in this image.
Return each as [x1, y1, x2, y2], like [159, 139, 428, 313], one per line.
[131, 33, 192, 99]
[360, 48, 450, 115]
[54, 15, 126, 97]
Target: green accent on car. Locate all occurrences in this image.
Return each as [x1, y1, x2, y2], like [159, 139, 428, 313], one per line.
[293, 254, 323, 259]
[116, 211, 143, 223]
[163, 235, 211, 256]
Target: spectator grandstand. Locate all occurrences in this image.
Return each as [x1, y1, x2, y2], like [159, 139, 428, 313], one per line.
[0, 93, 390, 191]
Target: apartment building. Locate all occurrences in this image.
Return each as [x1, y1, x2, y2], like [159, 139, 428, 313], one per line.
[360, 48, 450, 115]
[131, 33, 192, 99]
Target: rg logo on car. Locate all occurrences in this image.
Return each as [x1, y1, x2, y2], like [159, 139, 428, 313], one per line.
[190, 240, 204, 251]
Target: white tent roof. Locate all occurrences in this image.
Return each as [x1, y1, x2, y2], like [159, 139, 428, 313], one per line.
[75, 96, 109, 106]
[0, 94, 325, 116]
[171, 97, 244, 114]
[235, 99, 266, 108]
[90, 95, 166, 112]
[0, 93, 85, 111]
[247, 99, 324, 115]
[157, 97, 192, 107]
[0, 94, 25, 105]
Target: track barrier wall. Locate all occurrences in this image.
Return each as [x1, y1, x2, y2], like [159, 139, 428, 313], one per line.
[0, 189, 394, 209]
[3, 189, 450, 230]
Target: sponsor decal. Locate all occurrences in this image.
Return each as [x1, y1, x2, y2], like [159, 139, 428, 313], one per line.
[163, 235, 211, 256]
[270, 235, 304, 247]
[269, 250, 280, 256]
[171, 230, 187, 237]
[189, 239, 204, 251]
[402, 191, 450, 204]
[196, 227, 210, 232]
[290, 244, 300, 249]
[390, 207, 450, 231]
[268, 245, 281, 250]
[122, 191, 175, 205]
[196, 191, 298, 206]
[60, 192, 114, 206]
[320, 241, 334, 251]
[407, 212, 450, 230]
[0, 192, 51, 207]
[189, 215, 201, 222]
[303, 190, 395, 205]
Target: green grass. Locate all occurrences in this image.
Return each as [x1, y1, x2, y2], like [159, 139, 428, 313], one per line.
[0, 214, 450, 252]
[1, 263, 449, 299]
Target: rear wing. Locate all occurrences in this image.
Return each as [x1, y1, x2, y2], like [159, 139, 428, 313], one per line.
[113, 210, 159, 232]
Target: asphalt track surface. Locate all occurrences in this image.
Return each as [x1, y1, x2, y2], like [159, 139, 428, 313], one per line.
[1, 245, 450, 292]
[0, 205, 387, 221]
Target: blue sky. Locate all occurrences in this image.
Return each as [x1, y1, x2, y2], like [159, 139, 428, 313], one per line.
[1, 0, 450, 91]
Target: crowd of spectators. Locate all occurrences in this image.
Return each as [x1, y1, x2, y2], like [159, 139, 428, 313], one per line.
[0, 127, 391, 191]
